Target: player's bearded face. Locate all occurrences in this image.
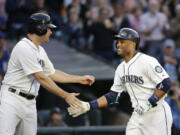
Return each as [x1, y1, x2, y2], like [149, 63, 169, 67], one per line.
[116, 39, 132, 56]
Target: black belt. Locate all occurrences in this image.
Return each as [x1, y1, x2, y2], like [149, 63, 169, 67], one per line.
[8, 88, 35, 100]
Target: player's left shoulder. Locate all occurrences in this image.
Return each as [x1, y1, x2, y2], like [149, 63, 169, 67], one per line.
[140, 53, 158, 62]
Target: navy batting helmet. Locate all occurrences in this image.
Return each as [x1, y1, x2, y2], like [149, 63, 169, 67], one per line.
[27, 13, 56, 36]
[114, 28, 140, 49]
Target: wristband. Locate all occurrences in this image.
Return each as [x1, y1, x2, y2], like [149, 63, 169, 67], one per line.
[148, 94, 159, 107]
[90, 100, 98, 109]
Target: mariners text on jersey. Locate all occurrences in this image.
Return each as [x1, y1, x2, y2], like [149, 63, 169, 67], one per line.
[121, 75, 144, 84]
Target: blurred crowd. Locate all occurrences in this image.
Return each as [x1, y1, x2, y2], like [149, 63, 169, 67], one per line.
[1, 0, 180, 134]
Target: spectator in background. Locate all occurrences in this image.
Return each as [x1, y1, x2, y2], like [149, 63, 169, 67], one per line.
[44, 0, 65, 38]
[124, 0, 136, 13]
[47, 107, 68, 135]
[65, 8, 86, 49]
[170, 4, 180, 48]
[159, 39, 180, 82]
[0, 0, 7, 19]
[110, 1, 131, 65]
[86, 7, 115, 61]
[5, 0, 35, 39]
[0, 31, 11, 75]
[129, 6, 145, 51]
[48, 107, 67, 127]
[166, 81, 180, 135]
[0, 0, 7, 31]
[140, 0, 169, 59]
[67, 0, 87, 22]
[111, 1, 131, 33]
[161, 4, 172, 21]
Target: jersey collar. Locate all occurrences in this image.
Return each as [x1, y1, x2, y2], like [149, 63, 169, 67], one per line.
[124, 52, 141, 65]
[22, 37, 40, 51]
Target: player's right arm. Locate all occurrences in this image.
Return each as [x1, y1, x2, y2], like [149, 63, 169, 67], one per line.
[32, 72, 81, 107]
[15, 44, 81, 108]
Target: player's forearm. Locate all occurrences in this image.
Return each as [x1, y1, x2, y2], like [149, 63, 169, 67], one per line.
[97, 96, 108, 108]
[89, 96, 108, 109]
[90, 91, 119, 109]
[33, 72, 69, 99]
[149, 78, 171, 107]
[49, 70, 82, 83]
[154, 88, 166, 99]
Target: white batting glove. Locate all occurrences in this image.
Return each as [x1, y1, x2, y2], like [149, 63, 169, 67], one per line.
[135, 100, 152, 115]
[67, 101, 90, 117]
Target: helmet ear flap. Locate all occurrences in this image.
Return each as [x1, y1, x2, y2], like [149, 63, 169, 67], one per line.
[36, 25, 47, 36]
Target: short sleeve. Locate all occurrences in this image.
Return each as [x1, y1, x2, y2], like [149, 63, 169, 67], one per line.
[110, 68, 125, 93]
[42, 49, 55, 76]
[146, 58, 169, 85]
[17, 47, 43, 75]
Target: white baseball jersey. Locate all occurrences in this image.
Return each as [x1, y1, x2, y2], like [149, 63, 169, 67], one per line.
[0, 37, 56, 135]
[2, 37, 55, 96]
[111, 52, 172, 135]
[111, 52, 169, 108]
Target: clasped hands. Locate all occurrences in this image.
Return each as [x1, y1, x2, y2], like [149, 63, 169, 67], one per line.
[67, 101, 90, 117]
[67, 100, 153, 117]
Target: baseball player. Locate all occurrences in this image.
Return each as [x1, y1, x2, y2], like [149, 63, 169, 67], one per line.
[0, 12, 95, 135]
[68, 28, 173, 135]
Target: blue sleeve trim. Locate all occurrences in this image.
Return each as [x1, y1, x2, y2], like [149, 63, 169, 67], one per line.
[90, 100, 98, 109]
[104, 90, 119, 105]
[89, 91, 119, 109]
[156, 78, 172, 93]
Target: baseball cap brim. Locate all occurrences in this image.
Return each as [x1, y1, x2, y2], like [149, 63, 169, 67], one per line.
[114, 34, 129, 40]
[47, 23, 57, 29]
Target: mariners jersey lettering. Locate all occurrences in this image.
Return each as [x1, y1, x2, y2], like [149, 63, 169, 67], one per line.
[111, 52, 169, 108]
[2, 38, 55, 96]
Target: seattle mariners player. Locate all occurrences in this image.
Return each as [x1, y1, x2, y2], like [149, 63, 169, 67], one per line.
[0, 12, 95, 135]
[68, 28, 173, 135]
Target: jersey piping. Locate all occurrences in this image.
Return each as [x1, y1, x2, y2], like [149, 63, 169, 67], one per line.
[127, 53, 142, 106]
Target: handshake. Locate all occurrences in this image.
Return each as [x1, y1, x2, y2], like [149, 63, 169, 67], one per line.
[67, 101, 91, 117]
[67, 100, 153, 117]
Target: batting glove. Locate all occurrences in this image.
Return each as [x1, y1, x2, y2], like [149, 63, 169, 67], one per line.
[135, 100, 152, 115]
[67, 101, 90, 117]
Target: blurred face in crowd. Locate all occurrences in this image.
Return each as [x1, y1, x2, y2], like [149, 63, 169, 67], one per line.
[40, 28, 52, 44]
[162, 5, 170, 19]
[72, 0, 81, 7]
[114, 3, 124, 17]
[99, 8, 109, 22]
[134, 7, 142, 18]
[149, 0, 159, 14]
[164, 46, 174, 56]
[96, 0, 107, 8]
[51, 113, 63, 127]
[69, 11, 79, 24]
[116, 39, 136, 57]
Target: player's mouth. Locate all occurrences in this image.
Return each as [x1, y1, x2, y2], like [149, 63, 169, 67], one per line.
[117, 48, 122, 52]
